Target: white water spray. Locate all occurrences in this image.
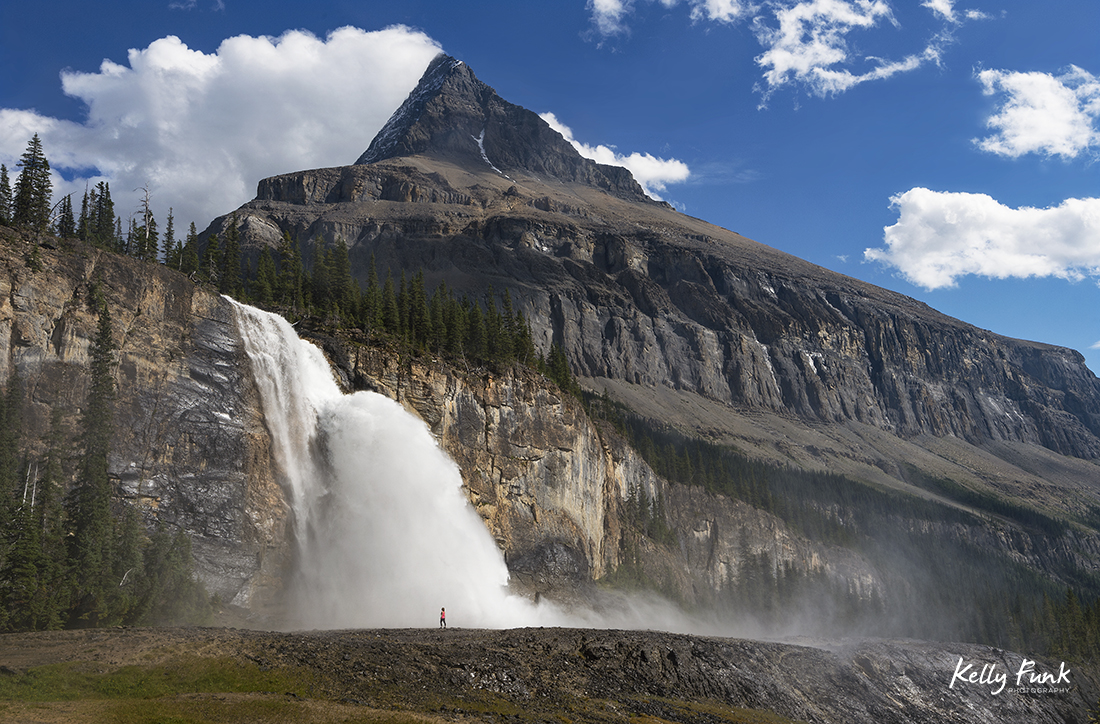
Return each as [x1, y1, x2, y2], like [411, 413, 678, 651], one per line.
[232, 301, 550, 629]
[231, 301, 722, 634]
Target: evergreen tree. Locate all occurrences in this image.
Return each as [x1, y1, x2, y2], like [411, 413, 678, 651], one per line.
[546, 343, 574, 392]
[409, 270, 430, 348]
[134, 216, 158, 262]
[84, 182, 116, 250]
[65, 287, 117, 626]
[56, 195, 76, 238]
[513, 311, 537, 366]
[444, 293, 466, 356]
[466, 299, 487, 361]
[12, 134, 52, 232]
[363, 255, 382, 331]
[200, 232, 222, 286]
[381, 273, 399, 335]
[276, 232, 304, 310]
[133, 188, 157, 261]
[180, 222, 200, 275]
[77, 188, 90, 241]
[308, 235, 331, 315]
[253, 247, 277, 306]
[0, 369, 22, 499]
[0, 164, 12, 225]
[0, 497, 49, 631]
[330, 239, 357, 321]
[429, 281, 447, 351]
[162, 208, 176, 266]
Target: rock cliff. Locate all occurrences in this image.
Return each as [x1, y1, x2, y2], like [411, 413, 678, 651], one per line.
[0, 231, 288, 611]
[209, 53, 1100, 476]
[1, 231, 882, 618]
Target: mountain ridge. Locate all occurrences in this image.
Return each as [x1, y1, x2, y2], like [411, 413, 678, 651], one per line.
[197, 51, 1100, 575]
[354, 52, 657, 203]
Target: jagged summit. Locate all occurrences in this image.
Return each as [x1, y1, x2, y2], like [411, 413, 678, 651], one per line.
[355, 53, 652, 201]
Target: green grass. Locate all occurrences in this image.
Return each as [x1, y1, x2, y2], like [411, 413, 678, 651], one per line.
[0, 656, 315, 702]
[0, 653, 807, 724]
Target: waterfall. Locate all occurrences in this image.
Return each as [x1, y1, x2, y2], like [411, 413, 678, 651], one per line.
[231, 301, 543, 629]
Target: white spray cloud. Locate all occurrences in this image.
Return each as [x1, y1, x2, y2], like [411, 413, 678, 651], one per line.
[975, 65, 1100, 159]
[233, 300, 751, 635]
[864, 187, 1100, 290]
[0, 26, 442, 230]
[540, 112, 690, 200]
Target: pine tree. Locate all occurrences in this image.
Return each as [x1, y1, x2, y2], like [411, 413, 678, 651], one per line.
[409, 270, 430, 348]
[134, 187, 157, 261]
[331, 239, 358, 321]
[12, 134, 52, 232]
[363, 255, 382, 331]
[429, 281, 446, 352]
[444, 294, 466, 356]
[254, 247, 277, 306]
[0, 164, 13, 226]
[65, 287, 117, 626]
[162, 209, 175, 266]
[0, 369, 22, 499]
[466, 300, 487, 361]
[56, 195, 76, 238]
[513, 311, 537, 366]
[200, 232, 222, 285]
[181, 222, 200, 275]
[381, 274, 399, 335]
[308, 235, 331, 315]
[0, 497, 48, 631]
[276, 232, 304, 310]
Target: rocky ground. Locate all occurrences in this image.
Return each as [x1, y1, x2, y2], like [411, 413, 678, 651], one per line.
[1, 625, 1097, 723]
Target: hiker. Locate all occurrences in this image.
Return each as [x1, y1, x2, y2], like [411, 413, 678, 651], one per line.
[440, 607, 446, 628]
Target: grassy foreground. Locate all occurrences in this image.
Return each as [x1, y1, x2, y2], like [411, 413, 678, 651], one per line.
[0, 628, 800, 724]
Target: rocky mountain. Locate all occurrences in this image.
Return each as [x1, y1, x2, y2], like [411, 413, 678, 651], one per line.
[210, 52, 1100, 507]
[5, 50, 1100, 720]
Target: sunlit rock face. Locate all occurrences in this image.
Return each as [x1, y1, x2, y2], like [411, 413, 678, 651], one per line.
[0, 236, 289, 612]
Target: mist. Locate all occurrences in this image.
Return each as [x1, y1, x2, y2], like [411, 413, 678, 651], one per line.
[233, 300, 714, 632]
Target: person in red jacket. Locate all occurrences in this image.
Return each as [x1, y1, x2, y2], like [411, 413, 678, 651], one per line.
[440, 607, 446, 629]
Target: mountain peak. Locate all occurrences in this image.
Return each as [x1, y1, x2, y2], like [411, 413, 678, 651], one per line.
[355, 53, 652, 201]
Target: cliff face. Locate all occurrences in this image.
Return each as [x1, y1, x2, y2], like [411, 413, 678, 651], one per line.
[0, 233, 288, 611]
[1, 231, 883, 615]
[205, 52, 1100, 468]
[334, 339, 879, 598]
[5, 229, 1100, 639]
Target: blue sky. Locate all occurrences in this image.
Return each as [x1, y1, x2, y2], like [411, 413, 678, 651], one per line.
[2, 0, 1098, 370]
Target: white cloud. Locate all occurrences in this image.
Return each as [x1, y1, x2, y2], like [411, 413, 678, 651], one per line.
[0, 26, 442, 230]
[752, 0, 953, 102]
[589, 0, 966, 102]
[921, 0, 956, 22]
[589, 0, 753, 34]
[588, 0, 634, 35]
[864, 187, 1100, 290]
[688, 0, 755, 23]
[539, 112, 690, 200]
[975, 66, 1100, 159]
